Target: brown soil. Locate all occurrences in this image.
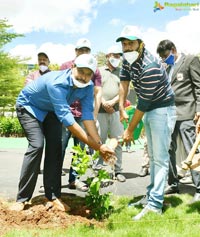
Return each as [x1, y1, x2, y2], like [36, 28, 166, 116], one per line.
[0, 194, 102, 236]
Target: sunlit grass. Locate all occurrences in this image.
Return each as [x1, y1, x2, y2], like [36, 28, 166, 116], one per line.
[3, 193, 200, 237]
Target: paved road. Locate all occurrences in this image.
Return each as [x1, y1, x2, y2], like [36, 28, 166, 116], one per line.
[0, 145, 195, 201]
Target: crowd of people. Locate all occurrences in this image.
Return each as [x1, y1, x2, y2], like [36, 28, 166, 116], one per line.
[9, 25, 200, 221]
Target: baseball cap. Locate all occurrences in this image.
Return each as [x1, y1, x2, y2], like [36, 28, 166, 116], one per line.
[74, 54, 97, 73]
[116, 25, 141, 42]
[107, 45, 122, 55]
[75, 38, 91, 50]
[37, 52, 49, 60]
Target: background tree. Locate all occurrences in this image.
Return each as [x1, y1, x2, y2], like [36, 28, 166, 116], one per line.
[96, 51, 106, 67]
[0, 19, 24, 114]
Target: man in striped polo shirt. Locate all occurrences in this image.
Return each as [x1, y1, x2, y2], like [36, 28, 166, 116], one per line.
[116, 25, 176, 220]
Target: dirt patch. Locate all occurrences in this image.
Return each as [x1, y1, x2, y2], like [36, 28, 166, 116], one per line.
[0, 194, 102, 236]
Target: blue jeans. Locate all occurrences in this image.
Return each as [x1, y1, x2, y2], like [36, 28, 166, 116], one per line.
[144, 106, 176, 209]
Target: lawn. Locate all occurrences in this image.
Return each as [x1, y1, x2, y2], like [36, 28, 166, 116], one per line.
[1, 194, 200, 237]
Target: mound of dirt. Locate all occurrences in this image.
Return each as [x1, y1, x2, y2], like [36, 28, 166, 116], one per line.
[0, 194, 101, 235]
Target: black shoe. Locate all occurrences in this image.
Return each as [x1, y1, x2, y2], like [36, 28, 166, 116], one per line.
[189, 193, 200, 204]
[164, 185, 179, 195]
[139, 167, 149, 177]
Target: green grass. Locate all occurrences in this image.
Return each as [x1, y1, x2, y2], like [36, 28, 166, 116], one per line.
[2, 194, 200, 237]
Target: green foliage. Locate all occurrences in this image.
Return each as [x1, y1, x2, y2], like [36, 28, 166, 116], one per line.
[0, 116, 24, 137]
[49, 64, 60, 70]
[96, 51, 106, 66]
[31, 63, 61, 71]
[86, 169, 113, 220]
[71, 146, 91, 175]
[0, 53, 25, 107]
[0, 19, 23, 48]
[71, 145, 114, 220]
[0, 19, 25, 108]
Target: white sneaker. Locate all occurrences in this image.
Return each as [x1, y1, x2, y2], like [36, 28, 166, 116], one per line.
[115, 173, 126, 182]
[179, 176, 193, 184]
[133, 205, 162, 221]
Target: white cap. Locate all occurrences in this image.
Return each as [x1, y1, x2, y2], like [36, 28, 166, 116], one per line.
[107, 45, 122, 55]
[37, 52, 49, 60]
[116, 25, 141, 42]
[74, 54, 97, 73]
[75, 38, 91, 50]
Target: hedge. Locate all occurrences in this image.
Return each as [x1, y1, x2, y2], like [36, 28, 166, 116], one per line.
[0, 116, 24, 137]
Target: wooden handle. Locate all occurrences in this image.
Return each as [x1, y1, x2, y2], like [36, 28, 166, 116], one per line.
[182, 133, 200, 170]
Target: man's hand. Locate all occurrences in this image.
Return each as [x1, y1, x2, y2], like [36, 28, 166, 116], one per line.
[99, 144, 116, 165]
[102, 105, 115, 114]
[196, 117, 200, 134]
[122, 128, 134, 144]
[194, 113, 200, 134]
[120, 109, 129, 123]
[194, 112, 200, 123]
[102, 101, 115, 114]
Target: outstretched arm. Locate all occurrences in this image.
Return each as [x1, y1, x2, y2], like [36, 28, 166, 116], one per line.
[119, 81, 130, 122]
[93, 86, 102, 120]
[67, 120, 115, 162]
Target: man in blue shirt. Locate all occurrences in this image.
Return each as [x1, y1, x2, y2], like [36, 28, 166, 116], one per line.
[116, 25, 176, 220]
[10, 54, 115, 212]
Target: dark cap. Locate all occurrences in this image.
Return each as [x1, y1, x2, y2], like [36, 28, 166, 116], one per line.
[37, 52, 49, 60]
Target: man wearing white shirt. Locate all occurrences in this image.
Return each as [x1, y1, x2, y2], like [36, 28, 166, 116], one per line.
[25, 52, 51, 85]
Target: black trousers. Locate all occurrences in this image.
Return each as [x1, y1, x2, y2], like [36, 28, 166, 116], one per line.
[168, 120, 200, 192]
[16, 107, 62, 202]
